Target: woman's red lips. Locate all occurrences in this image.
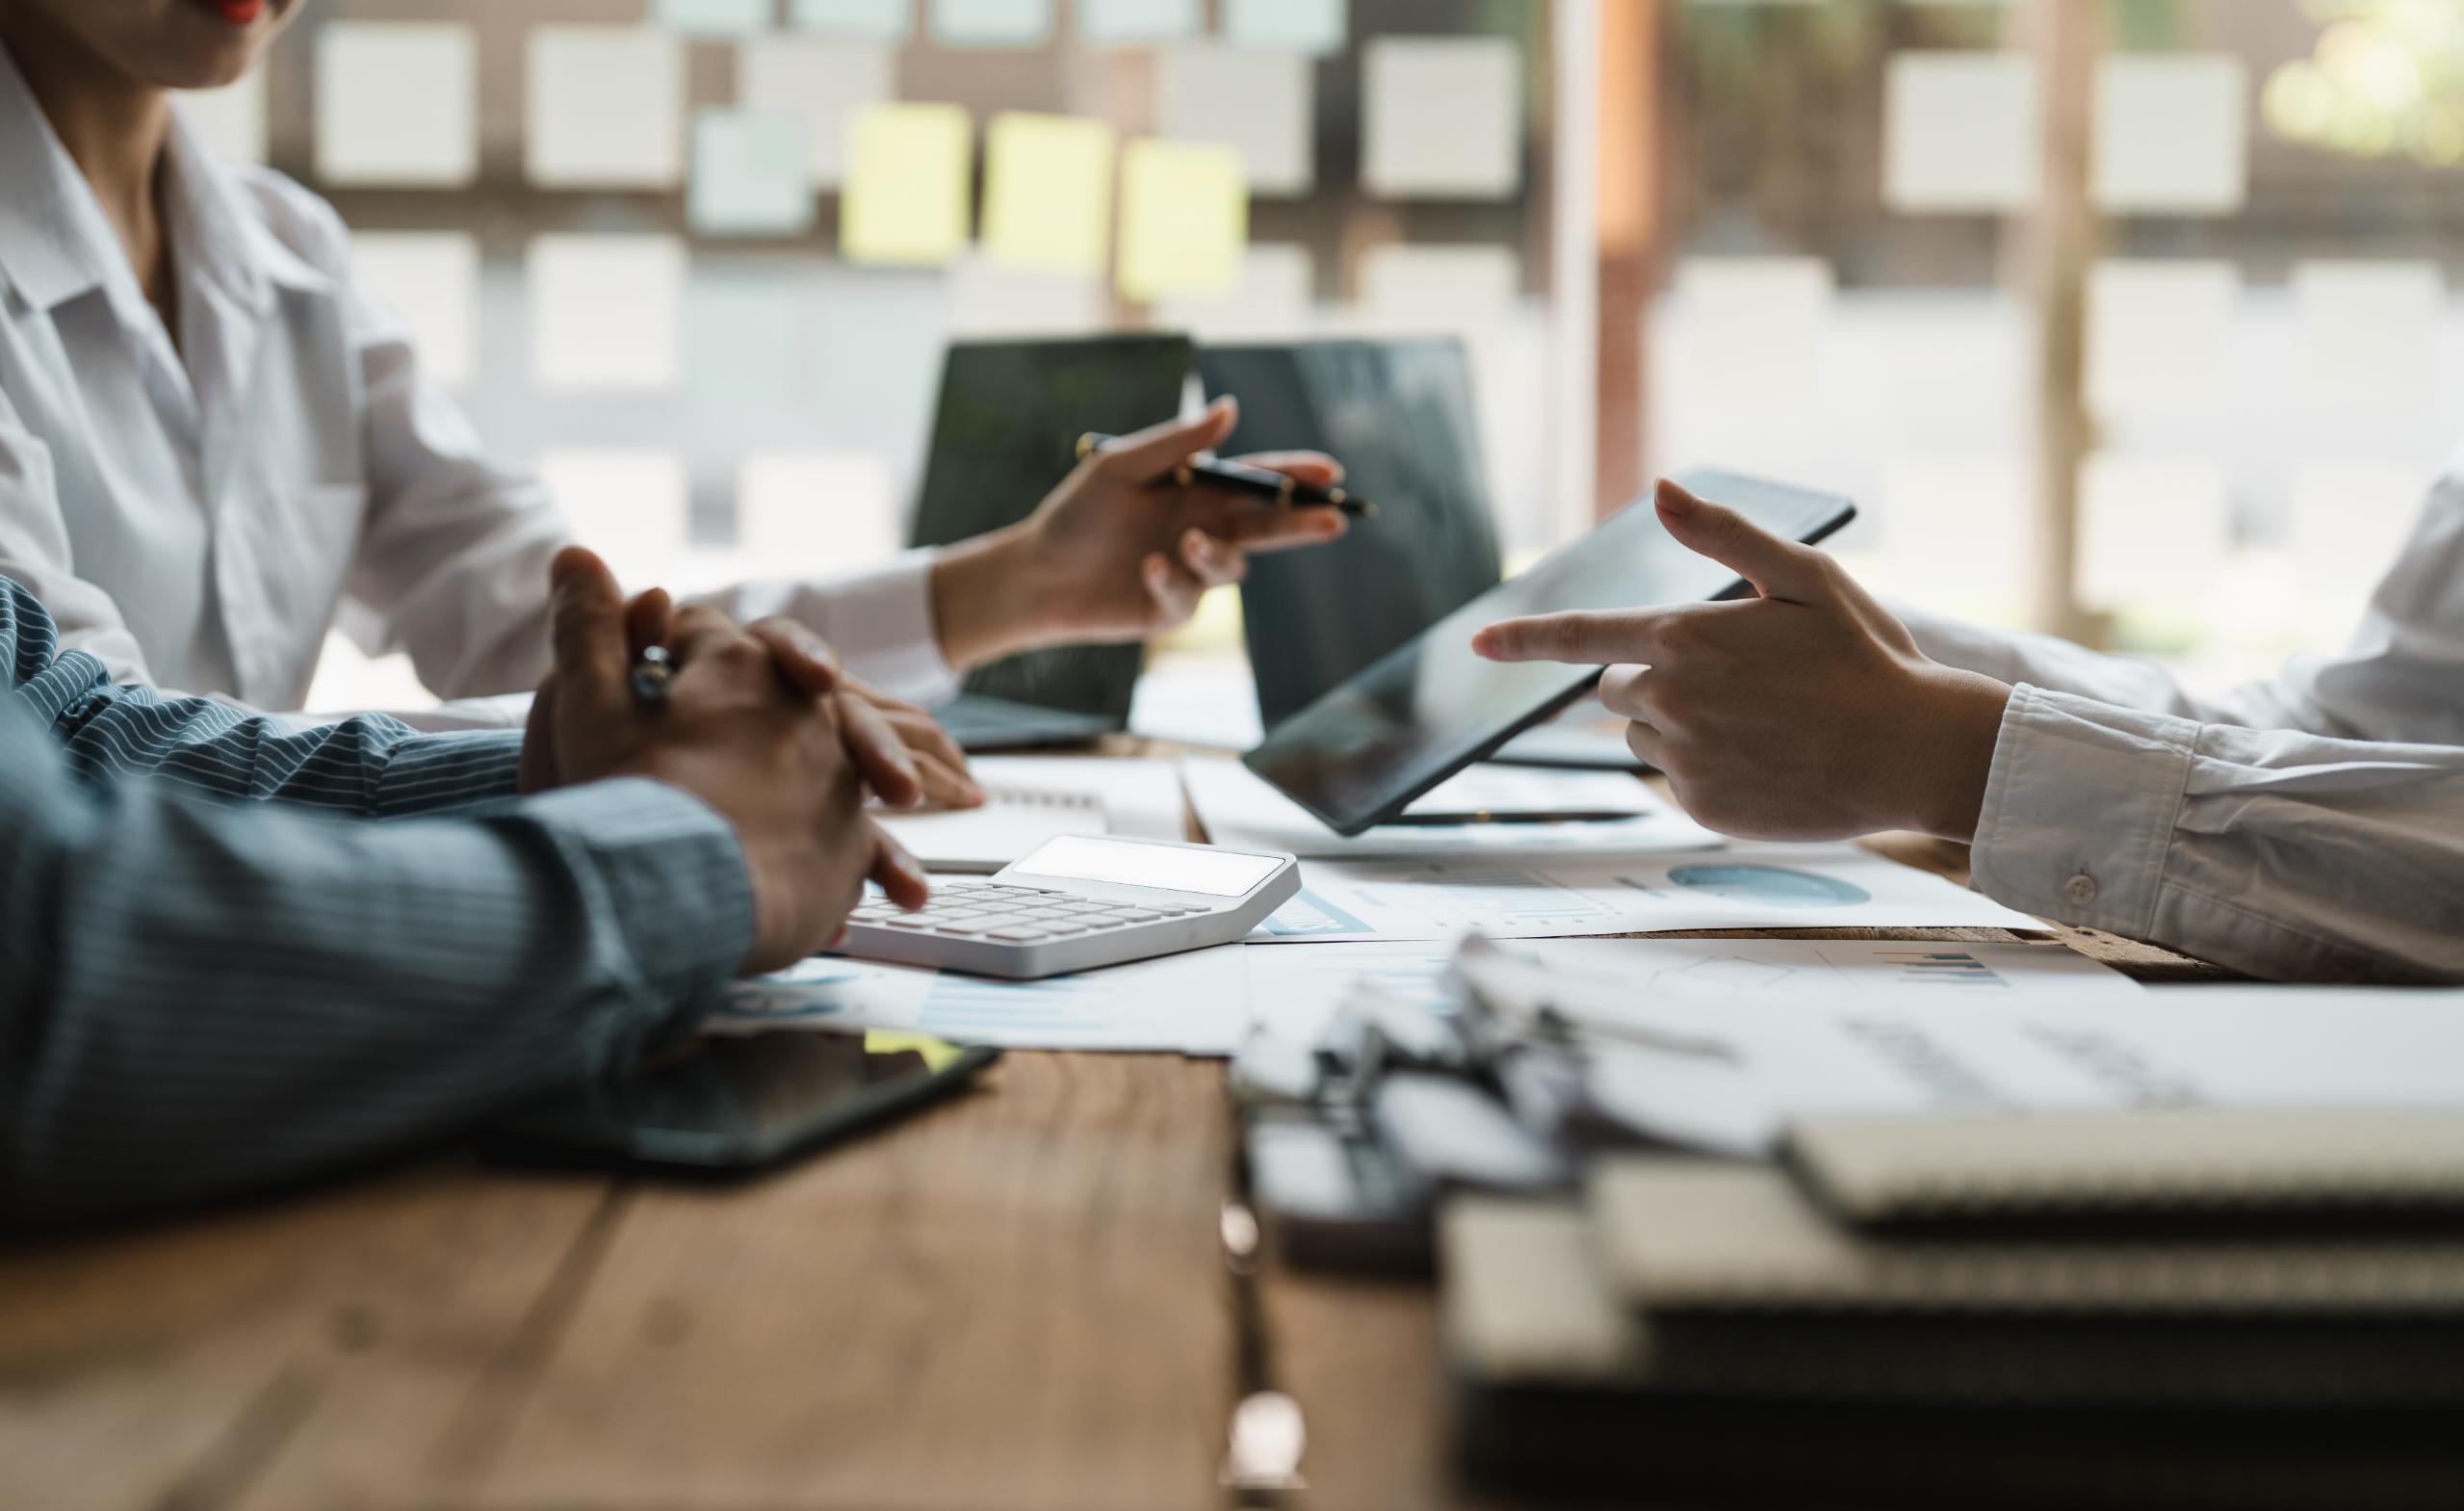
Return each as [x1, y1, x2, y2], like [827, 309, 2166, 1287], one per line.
[208, 0, 266, 24]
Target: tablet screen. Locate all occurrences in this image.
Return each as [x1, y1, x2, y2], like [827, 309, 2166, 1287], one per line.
[1240, 470, 1854, 836]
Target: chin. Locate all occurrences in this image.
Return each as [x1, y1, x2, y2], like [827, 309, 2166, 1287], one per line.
[145, 1, 288, 90]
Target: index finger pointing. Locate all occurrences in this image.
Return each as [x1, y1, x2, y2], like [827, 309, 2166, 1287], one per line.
[1471, 611, 1668, 665]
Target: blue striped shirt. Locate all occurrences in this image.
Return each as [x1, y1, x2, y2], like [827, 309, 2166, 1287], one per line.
[0, 577, 753, 1233]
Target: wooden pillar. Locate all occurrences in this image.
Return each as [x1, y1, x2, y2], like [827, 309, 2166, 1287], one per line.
[2017, 0, 2102, 644]
[1594, 0, 1658, 517]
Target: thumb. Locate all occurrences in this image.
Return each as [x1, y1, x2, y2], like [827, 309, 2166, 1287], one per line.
[1088, 396, 1239, 482]
[1656, 479, 1832, 603]
[548, 545, 630, 701]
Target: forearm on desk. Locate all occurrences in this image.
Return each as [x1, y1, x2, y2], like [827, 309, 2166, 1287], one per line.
[1969, 684, 2464, 984]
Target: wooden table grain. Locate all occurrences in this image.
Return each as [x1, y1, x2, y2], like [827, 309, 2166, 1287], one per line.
[0, 767, 2218, 1511]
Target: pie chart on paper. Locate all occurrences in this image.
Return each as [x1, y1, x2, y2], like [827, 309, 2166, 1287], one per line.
[1665, 864, 1873, 909]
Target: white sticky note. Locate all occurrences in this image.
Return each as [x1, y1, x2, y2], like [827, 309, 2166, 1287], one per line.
[2075, 454, 2230, 612]
[177, 68, 266, 164]
[1358, 243, 1518, 316]
[1116, 138, 1247, 300]
[739, 38, 895, 188]
[1876, 455, 2032, 620]
[315, 22, 478, 187]
[527, 235, 686, 391]
[2093, 55, 2247, 216]
[689, 110, 817, 237]
[842, 103, 973, 266]
[981, 113, 1117, 274]
[654, 0, 771, 34]
[1362, 37, 1522, 200]
[1883, 52, 2038, 213]
[1223, 0, 1345, 55]
[1673, 256, 1832, 408]
[947, 256, 1108, 336]
[1079, 0, 1201, 42]
[1158, 45, 1314, 197]
[791, 0, 913, 39]
[349, 232, 479, 389]
[1155, 243, 1313, 336]
[932, 0, 1050, 46]
[738, 450, 902, 568]
[2084, 259, 2238, 421]
[537, 449, 692, 595]
[2293, 260, 2443, 413]
[526, 26, 685, 189]
[2287, 465, 2425, 647]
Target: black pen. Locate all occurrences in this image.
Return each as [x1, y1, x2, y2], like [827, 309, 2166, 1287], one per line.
[1076, 431, 1378, 518]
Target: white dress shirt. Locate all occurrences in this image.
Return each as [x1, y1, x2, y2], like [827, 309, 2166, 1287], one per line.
[1898, 444, 2464, 983]
[0, 51, 956, 729]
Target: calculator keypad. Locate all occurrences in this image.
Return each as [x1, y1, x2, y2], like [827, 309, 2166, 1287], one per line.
[846, 883, 1208, 941]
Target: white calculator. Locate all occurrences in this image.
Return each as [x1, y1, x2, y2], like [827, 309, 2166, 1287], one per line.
[838, 835, 1301, 980]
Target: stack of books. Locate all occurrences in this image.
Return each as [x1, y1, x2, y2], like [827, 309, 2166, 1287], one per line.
[1443, 1108, 2464, 1508]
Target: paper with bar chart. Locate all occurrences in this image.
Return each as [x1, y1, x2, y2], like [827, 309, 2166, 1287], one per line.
[1505, 937, 2140, 1004]
[1248, 846, 2046, 943]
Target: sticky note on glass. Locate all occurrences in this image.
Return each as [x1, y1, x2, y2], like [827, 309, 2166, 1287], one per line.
[1883, 52, 2038, 213]
[690, 110, 817, 237]
[2093, 55, 2247, 216]
[1116, 139, 1247, 301]
[1079, 0, 1202, 42]
[1156, 243, 1313, 336]
[350, 232, 479, 388]
[791, 0, 912, 38]
[528, 235, 686, 391]
[981, 113, 1116, 274]
[739, 450, 902, 567]
[2076, 454, 2229, 613]
[1362, 37, 1522, 199]
[842, 103, 974, 266]
[739, 39, 895, 188]
[177, 69, 266, 164]
[1358, 243, 1518, 316]
[2294, 260, 2442, 413]
[537, 449, 691, 595]
[315, 22, 476, 187]
[932, 0, 1051, 46]
[2085, 259, 2237, 421]
[1159, 45, 1313, 197]
[654, 0, 770, 34]
[1223, 0, 1345, 56]
[1673, 256, 1832, 408]
[527, 26, 685, 189]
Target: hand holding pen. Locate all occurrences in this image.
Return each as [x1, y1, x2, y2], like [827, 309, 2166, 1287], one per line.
[1077, 430, 1378, 519]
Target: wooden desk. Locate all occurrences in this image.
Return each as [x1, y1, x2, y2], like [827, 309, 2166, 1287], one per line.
[0, 755, 2218, 1511]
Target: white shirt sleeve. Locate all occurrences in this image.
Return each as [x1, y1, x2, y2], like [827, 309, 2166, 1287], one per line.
[330, 232, 957, 711]
[1970, 686, 2464, 983]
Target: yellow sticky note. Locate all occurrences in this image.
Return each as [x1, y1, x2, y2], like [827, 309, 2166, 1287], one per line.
[842, 102, 973, 265]
[1115, 138, 1245, 301]
[980, 113, 1116, 274]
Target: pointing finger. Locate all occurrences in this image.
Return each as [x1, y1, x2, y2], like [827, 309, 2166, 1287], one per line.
[1471, 610, 1673, 666]
[1656, 479, 1832, 603]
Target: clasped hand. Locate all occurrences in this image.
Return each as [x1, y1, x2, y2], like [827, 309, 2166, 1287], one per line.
[522, 547, 931, 975]
[1475, 481, 2014, 845]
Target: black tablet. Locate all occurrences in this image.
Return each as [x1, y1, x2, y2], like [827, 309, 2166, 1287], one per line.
[484, 1030, 1000, 1176]
[1240, 469, 1856, 836]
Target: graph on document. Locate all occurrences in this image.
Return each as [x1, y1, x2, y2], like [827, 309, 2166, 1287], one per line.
[1871, 949, 2017, 990]
[1351, 866, 1620, 930]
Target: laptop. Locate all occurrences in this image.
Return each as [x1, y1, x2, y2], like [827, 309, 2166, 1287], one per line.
[909, 334, 1195, 751]
[1196, 339, 1640, 769]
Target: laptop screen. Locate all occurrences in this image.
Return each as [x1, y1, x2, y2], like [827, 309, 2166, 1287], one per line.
[908, 334, 1195, 718]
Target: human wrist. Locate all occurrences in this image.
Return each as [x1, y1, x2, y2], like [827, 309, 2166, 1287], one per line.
[1907, 667, 2012, 843]
[928, 520, 1060, 670]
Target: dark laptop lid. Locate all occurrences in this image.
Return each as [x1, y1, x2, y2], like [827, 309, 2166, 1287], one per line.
[909, 334, 1195, 718]
[1197, 339, 1503, 729]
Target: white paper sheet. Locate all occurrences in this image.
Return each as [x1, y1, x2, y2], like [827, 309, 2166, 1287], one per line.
[688, 109, 817, 237]
[2084, 259, 2238, 421]
[876, 755, 1186, 873]
[525, 26, 685, 189]
[350, 232, 478, 389]
[1251, 846, 2044, 944]
[1222, 0, 1346, 55]
[2091, 54, 2247, 216]
[931, 0, 1050, 46]
[315, 21, 478, 187]
[655, 0, 770, 34]
[791, 0, 912, 39]
[713, 947, 1251, 1054]
[739, 38, 895, 189]
[1361, 36, 1522, 199]
[2293, 260, 2444, 414]
[1077, 0, 1201, 42]
[1183, 758, 1723, 863]
[1882, 52, 2038, 213]
[527, 234, 685, 391]
[1158, 45, 1314, 197]
[1453, 939, 2464, 1156]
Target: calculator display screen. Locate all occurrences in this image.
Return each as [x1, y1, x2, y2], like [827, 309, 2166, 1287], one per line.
[1010, 837, 1283, 898]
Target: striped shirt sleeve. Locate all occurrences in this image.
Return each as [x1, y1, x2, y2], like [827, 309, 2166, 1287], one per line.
[3, 576, 522, 817]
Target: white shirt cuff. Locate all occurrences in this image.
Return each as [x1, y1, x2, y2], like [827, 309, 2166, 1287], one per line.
[1968, 684, 2197, 936]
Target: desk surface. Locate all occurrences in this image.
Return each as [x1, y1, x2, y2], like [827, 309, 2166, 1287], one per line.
[0, 747, 2223, 1511]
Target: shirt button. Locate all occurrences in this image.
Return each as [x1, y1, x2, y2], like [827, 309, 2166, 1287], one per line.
[2063, 873, 2099, 905]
